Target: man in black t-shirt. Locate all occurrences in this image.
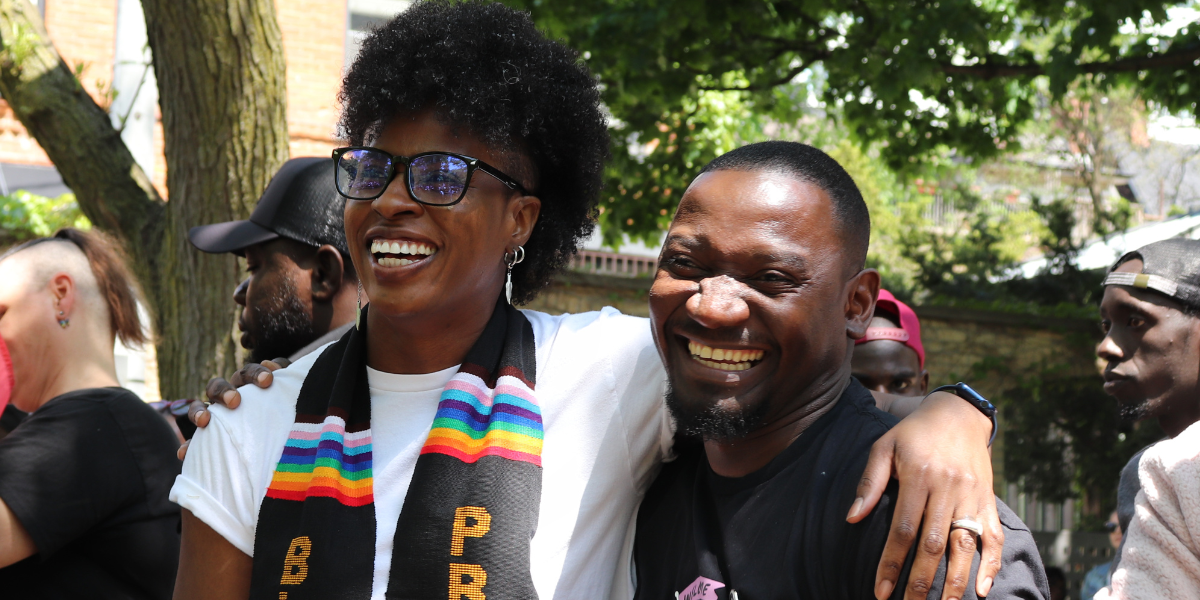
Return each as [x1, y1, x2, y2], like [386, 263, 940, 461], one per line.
[638, 142, 1048, 600]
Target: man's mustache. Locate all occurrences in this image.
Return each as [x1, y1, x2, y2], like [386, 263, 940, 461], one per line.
[667, 319, 771, 349]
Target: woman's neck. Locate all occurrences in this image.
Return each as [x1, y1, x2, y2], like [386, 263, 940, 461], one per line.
[364, 302, 495, 374]
[23, 353, 120, 412]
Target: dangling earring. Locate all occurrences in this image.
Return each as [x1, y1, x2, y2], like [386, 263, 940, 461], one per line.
[356, 282, 363, 329]
[57, 310, 69, 329]
[504, 245, 525, 305]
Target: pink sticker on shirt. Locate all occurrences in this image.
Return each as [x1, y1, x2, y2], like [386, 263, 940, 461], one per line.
[678, 576, 726, 600]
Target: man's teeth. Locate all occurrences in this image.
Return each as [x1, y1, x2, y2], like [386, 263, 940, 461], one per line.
[371, 240, 437, 267]
[687, 341, 764, 371]
[378, 257, 416, 267]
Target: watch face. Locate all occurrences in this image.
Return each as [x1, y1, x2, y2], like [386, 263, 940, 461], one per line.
[958, 384, 996, 416]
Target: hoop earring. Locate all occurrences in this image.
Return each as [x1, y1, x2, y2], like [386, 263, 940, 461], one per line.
[356, 282, 363, 330]
[57, 310, 69, 329]
[504, 245, 525, 305]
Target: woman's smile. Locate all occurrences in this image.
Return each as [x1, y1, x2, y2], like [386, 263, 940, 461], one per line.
[369, 237, 439, 268]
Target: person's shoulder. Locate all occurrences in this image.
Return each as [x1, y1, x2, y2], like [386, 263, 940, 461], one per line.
[521, 307, 652, 347]
[287, 323, 352, 362]
[995, 497, 1034, 536]
[28, 387, 144, 421]
[1139, 420, 1200, 495]
[828, 379, 899, 445]
[205, 349, 318, 442]
[3, 388, 177, 464]
[521, 307, 658, 373]
[987, 498, 1051, 599]
[639, 441, 702, 513]
[1145, 420, 1200, 467]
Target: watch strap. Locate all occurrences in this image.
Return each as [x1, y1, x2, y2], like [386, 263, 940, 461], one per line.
[930, 382, 997, 447]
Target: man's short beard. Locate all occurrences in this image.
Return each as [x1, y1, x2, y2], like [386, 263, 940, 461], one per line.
[248, 278, 315, 363]
[665, 383, 769, 442]
[1117, 398, 1152, 424]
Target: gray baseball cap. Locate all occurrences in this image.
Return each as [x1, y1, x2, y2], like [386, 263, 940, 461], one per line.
[1103, 238, 1200, 311]
[188, 158, 349, 257]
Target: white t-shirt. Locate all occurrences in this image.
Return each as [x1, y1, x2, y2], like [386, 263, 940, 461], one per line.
[170, 308, 670, 600]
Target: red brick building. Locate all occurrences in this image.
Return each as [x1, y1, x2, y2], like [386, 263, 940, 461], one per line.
[0, 0, 409, 196]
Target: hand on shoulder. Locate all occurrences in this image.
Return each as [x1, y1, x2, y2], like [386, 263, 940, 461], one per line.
[176, 357, 290, 460]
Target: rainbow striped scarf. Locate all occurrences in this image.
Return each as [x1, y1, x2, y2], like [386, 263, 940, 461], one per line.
[249, 300, 542, 600]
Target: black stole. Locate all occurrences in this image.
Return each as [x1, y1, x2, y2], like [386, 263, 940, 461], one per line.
[250, 299, 543, 600]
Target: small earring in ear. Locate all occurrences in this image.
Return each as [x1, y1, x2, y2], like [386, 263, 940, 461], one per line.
[58, 311, 69, 329]
[356, 282, 363, 330]
[503, 245, 525, 305]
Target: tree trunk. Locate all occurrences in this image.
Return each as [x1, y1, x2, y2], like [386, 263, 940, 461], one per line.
[141, 0, 289, 399]
[0, 0, 290, 400]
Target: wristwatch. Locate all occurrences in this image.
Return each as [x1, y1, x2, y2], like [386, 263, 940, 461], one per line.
[930, 382, 997, 447]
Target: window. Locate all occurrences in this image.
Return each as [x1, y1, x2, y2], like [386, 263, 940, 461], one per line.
[346, 0, 412, 68]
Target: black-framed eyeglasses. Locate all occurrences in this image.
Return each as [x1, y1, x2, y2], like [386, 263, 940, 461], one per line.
[332, 146, 527, 206]
[1104, 521, 1120, 532]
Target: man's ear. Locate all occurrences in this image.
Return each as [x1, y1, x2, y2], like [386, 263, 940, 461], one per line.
[919, 369, 930, 396]
[310, 245, 346, 303]
[844, 268, 880, 340]
[507, 194, 542, 248]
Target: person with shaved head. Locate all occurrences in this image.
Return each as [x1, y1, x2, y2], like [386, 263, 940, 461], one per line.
[0, 229, 182, 598]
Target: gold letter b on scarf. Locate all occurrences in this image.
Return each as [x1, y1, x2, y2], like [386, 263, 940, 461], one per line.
[249, 299, 543, 600]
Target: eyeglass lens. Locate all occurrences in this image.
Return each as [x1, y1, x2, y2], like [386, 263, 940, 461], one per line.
[336, 149, 471, 205]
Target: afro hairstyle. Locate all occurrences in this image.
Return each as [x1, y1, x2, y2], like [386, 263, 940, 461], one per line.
[339, 0, 609, 304]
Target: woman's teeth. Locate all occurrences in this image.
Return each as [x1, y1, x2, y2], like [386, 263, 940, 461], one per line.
[371, 239, 437, 267]
[687, 341, 764, 372]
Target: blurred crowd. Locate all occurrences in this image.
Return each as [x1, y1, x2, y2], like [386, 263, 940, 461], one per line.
[0, 2, 1197, 600]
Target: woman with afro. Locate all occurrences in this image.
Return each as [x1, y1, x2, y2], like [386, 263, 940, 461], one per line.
[171, 2, 1001, 599]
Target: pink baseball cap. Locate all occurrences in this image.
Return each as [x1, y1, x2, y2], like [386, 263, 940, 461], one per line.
[854, 289, 925, 368]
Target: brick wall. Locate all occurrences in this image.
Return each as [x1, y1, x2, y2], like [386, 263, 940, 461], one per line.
[0, 0, 349, 191]
[45, 0, 117, 104]
[0, 0, 120, 168]
[914, 305, 1100, 400]
[523, 272, 652, 318]
[278, 0, 347, 159]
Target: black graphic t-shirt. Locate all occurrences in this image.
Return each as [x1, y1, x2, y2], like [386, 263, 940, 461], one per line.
[0, 387, 182, 599]
[634, 378, 1048, 600]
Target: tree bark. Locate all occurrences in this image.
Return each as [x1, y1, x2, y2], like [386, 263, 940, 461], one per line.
[140, 0, 289, 399]
[0, 0, 289, 400]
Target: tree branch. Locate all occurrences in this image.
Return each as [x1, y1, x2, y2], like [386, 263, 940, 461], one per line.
[698, 59, 820, 91]
[940, 45, 1200, 79]
[0, 0, 165, 303]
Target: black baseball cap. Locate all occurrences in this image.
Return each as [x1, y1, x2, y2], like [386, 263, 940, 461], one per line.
[188, 157, 349, 257]
[1103, 238, 1200, 311]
